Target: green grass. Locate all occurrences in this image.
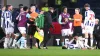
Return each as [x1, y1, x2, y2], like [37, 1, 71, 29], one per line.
[0, 46, 100, 56]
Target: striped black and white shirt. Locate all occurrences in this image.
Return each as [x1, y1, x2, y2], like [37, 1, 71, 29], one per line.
[3, 10, 14, 28]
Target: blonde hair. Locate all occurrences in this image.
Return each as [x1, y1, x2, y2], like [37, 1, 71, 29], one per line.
[75, 8, 80, 12]
[95, 19, 99, 22]
[31, 6, 36, 9]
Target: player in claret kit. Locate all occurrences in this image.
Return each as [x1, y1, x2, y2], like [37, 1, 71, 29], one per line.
[84, 3, 95, 49]
[16, 6, 29, 49]
[58, 7, 71, 49]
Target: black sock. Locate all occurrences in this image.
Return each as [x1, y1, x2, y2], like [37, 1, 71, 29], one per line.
[36, 39, 40, 48]
[30, 38, 33, 49]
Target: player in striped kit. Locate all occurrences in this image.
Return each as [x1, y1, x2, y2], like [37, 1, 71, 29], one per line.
[1, 6, 6, 29]
[3, 5, 14, 49]
[84, 3, 95, 49]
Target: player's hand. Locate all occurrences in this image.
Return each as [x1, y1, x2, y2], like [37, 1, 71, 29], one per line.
[69, 18, 71, 20]
[31, 17, 36, 19]
[51, 24, 55, 30]
[27, 23, 30, 27]
[30, 19, 34, 21]
[34, 17, 36, 19]
[75, 19, 80, 21]
[62, 22, 66, 24]
[69, 18, 74, 20]
[37, 27, 41, 32]
[65, 18, 68, 22]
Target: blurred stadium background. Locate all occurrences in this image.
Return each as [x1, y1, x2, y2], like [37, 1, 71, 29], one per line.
[0, 0, 100, 18]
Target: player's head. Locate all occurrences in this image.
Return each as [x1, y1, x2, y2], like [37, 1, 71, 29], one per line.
[95, 19, 99, 25]
[75, 8, 80, 14]
[20, 6, 23, 12]
[19, 4, 23, 8]
[40, 9, 44, 14]
[49, 7, 54, 13]
[30, 6, 36, 12]
[84, 3, 90, 10]
[6, 5, 13, 11]
[1, 6, 6, 11]
[23, 6, 28, 12]
[62, 6, 67, 13]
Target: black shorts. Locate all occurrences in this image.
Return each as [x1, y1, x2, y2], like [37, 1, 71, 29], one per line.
[28, 25, 37, 35]
[73, 26, 82, 37]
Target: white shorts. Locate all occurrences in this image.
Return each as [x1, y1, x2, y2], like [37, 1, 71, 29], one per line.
[18, 27, 26, 34]
[5, 27, 14, 34]
[82, 29, 85, 34]
[61, 29, 72, 36]
[84, 26, 94, 34]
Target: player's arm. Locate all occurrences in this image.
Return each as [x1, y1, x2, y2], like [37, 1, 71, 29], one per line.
[84, 11, 88, 26]
[83, 19, 87, 27]
[29, 15, 35, 21]
[58, 15, 65, 24]
[1, 12, 5, 27]
[74, 18, 82, 21]
[26, 13, 31, 18]
[67, 14, 73, 20]
[91, 13, 95, 28]
[73, 14, 82, 22]
[16, 13, 21, 20]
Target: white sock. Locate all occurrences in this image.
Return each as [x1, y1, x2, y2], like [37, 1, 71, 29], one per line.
[85, 38, 88, 45]
[4, 38, 9, 49]
[90, 38, 93, 47]
[85, 38, 89, 48]
[35, 43, 38, 47]
[12, 39, 17, 47]
[8, 38, 13, 48]
[78, 37, 84, 48]
[20, 37, 27, 49]
[17, 38, 21, 48]
[20, 37, 25, 49]
[24, 39, 27, 48]
[79, 40, 84, 48]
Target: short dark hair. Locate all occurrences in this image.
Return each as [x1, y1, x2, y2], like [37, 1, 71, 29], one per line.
[23, 6, 28, 11]
[19, 4, 23, 8]
[30, 4, 34, 7]
[84, 3, 90, 7]
[62, 6, 67, 12]
[19, 4, 23, 7]
[6, 5, 12, 10]
[30, 4, 37, 7]
[49, 7, 54, 10]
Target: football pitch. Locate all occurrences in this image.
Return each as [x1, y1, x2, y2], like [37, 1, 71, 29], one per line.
[0, 46, 100, 56]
